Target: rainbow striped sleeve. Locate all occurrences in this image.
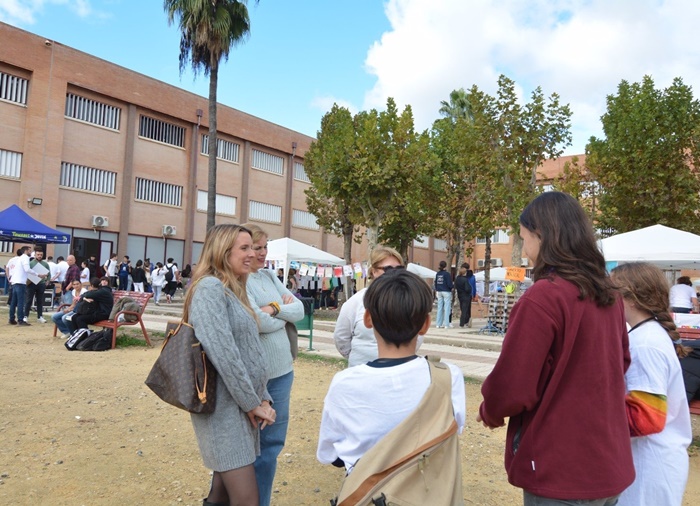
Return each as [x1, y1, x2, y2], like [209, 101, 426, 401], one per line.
[625, 390, 667, 437]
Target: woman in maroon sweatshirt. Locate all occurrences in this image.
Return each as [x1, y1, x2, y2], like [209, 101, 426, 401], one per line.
[478, 192, 634, 505]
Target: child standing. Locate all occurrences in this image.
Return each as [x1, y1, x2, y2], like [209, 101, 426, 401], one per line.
[611, 263, 692, 505]
[317, 269, 465, 473]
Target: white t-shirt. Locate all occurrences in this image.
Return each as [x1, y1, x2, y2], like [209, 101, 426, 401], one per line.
[317, 357, 466, 471]
[80, 267, 90, 283]
[618, 320, 692, 506]
[56, 260, 69, 283]
[669, 283, 696, 309]
[104, 259, 117, 277]
[334, 288, 423, 367]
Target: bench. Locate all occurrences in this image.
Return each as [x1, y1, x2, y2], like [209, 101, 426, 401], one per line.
[678, 327, 700, 340]
[53, 290, 153, 349]
[690, 400, 700, 416]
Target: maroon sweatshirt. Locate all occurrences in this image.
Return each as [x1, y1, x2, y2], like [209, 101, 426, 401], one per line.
[479, 275, 635, 500]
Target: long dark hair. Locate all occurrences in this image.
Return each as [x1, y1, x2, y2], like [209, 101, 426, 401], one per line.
[520, 191, 615, 306]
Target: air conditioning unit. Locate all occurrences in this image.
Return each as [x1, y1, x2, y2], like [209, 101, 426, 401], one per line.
[521, 257, 529, 267]
[491, 258, 503, 267]
[162, 225, 177, 236]
[477, 259, 485, 268]
[91, 215, 109, 228]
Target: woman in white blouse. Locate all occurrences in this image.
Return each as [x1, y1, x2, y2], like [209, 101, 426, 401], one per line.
[334, 245, 422, 367]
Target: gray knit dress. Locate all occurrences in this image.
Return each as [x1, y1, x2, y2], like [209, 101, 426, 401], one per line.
[188, 276, 271, 471]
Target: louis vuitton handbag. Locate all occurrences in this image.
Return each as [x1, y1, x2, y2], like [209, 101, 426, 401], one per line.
[145, 320, 217, 414]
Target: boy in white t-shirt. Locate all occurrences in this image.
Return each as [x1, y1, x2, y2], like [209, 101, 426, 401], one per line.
[317, 269, 466, 472]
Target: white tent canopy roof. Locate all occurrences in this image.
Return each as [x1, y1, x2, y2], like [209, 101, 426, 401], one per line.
[600, 224, 700, 269]
[266, 237, 344, 266]
[407, 263, 437, 279]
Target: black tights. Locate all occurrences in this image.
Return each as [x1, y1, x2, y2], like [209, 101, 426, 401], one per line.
[206, 465, 258, 506]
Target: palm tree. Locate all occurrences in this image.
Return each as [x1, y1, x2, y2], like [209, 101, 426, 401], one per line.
[164, 0, 255, 231]
[439, 88, 474, 122]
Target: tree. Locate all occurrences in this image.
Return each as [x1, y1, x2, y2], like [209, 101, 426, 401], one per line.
[439, 88, 474, 122]
[587, 76, 700, 234]
[489, 75, 572, 266]
[304, 105, 358, 266]
[550, 156, 600, 223]
[165, 0, 255, 231]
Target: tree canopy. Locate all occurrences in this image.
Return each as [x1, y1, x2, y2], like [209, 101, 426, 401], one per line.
[586, 75, 700, 234]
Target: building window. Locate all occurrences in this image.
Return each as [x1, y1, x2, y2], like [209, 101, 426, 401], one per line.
[251, 149, 284, 175]
[60, 162, 116, 195]
[65, 93, 121, 130]
[0, 70, 29, 105]
[201, 135, 240, 163]
[476, 229, 510, 244]
[292, 209, 319, 230]
[249, 200, 282, 223]
[294, 162, 310, 183]
[0, 241, 13, 253]
[135, 177, 182, 207]
[434, 238, 448, 251]
[138, 115, 185, 148]
[197, 190, 236, 216]
[413, 235, 429, 249]
[0, 149, 22, 179]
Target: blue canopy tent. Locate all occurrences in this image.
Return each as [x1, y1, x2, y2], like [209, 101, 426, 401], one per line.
[0, 204, 71, 244]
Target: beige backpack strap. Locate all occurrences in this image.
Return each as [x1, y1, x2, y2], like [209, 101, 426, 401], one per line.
[337, 356, 457, 506]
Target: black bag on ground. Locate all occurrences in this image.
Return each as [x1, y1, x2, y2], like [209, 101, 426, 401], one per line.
[65, 328, 93, 350]
[76, 328, 113, 351]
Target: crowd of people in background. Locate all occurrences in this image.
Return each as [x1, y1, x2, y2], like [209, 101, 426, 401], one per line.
[2, 190, 699, 505]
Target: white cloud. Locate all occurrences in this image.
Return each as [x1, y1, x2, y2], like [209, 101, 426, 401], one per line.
[310, 95, 359, 116]
[362, 0, 700, 153]
[0, 0, 101, 25]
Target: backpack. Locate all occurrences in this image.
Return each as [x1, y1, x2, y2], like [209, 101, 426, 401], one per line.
[76, 328, 113, 351]
[333, 357, 463, 506]
[65, 328, 93, 351]
[164, 265, 174, 282]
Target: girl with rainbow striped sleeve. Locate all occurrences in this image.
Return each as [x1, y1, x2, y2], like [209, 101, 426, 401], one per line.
[611, 263, 692, 506]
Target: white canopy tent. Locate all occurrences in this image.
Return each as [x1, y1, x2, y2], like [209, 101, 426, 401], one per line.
[600, 224, 700, 270]
[407, 263, 437, 279]
[266, 237, 345, 266]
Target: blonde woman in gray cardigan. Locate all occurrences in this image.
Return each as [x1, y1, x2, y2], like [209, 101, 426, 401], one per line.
[185, 224, 275, 506]
[243, 223, 304, 506]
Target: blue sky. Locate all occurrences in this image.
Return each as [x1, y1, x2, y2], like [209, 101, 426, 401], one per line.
[2, 0, 700, 155]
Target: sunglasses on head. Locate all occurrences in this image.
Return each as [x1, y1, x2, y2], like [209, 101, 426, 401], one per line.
[376, 265, 405, 272]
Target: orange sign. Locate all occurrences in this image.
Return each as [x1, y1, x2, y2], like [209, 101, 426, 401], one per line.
[506, 267, 526, 282]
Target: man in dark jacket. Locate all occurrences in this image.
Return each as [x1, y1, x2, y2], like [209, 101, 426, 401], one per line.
[68, 277, 114, 332]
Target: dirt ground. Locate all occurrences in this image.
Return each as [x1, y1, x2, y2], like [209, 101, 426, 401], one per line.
[0, 319, 698, 505]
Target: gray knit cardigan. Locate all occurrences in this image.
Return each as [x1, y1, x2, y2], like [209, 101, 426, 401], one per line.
[188, 276, 271, 471]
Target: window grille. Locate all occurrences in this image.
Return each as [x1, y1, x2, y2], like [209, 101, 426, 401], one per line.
[138, 115, 185, 147]
[0, 241, 13, 253]
[201, 135, 240, 163]
[0, 71, 28, 105]
[294, 162, 310, 183]
[65, 93, 121, 130]
[197, 191, 236, 216]
[434, 238, 448, 251]
[249, 200, 282, 223]
[292, 209, 319, 230]
[60, 162, 116, 195]
[413, 235, 429, 249]
[135, 177, 182, 207]
[0, 149, 22, 179]
[476, 229, 510, 244]
[251, 149, 284, 175]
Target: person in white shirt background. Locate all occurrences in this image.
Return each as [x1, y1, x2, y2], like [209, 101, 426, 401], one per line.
[669, 276, 699, 314]
[7, 246, 40, 326]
